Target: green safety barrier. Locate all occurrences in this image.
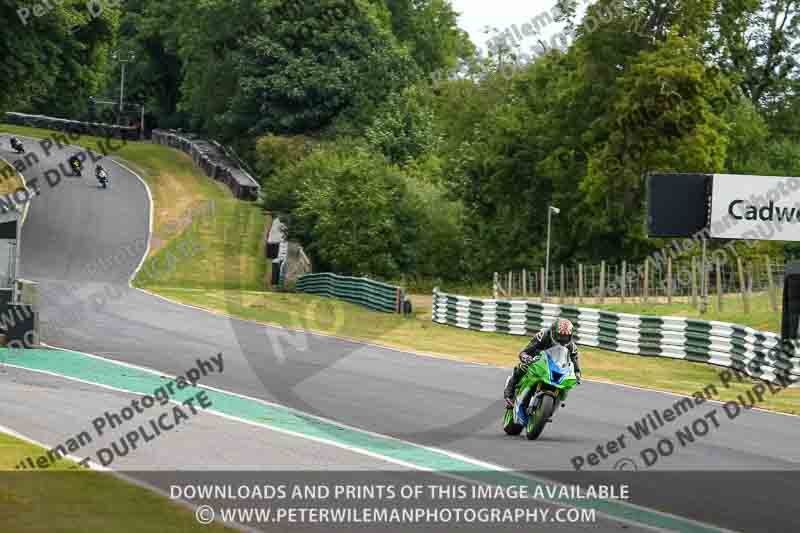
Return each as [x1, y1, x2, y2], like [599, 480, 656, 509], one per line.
[432, 288, 800, 384]
[296, 273, 405, 313]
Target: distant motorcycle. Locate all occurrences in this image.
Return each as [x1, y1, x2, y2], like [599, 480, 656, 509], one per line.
[10, 138, 24, 154]
[69, 157, 83, 177]
[96, 169, 108, 189]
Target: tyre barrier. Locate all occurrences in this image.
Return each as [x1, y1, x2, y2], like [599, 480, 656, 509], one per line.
[151, 129, 260, 201]
[297, 273, 406, 314]
[432, 288, 800, 384]
[5, 112, 139, 140]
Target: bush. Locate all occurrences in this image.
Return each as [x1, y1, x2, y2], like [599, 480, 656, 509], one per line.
[268, 142, 465, 279]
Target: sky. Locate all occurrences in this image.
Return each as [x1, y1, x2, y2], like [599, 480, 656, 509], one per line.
[450, 0, 576, 55]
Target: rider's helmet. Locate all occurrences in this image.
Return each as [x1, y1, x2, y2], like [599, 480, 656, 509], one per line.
[96, 165, 104, 173]
[550, 318, 573, 346]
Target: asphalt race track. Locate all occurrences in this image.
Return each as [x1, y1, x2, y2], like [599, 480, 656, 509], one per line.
[2, 134, 800, 532]
[0, 368, 404, 471]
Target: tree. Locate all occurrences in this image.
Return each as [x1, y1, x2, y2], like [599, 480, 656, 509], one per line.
[713, 0, 800, 108]
[172, 0, 418, 139]
[1, 0, 117, 116]
[365, 84, 441, 165]
[116, 0, 186, 127]
[290, 145, 415, 276]
[383, 0, 475, 75]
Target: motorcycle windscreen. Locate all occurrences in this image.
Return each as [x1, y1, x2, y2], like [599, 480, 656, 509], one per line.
[545, 345, 571, 384]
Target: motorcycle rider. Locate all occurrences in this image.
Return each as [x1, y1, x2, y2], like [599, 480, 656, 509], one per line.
[68, 154, 82, 175]
[9, 136, 23, 153]
[504, 318, 581, 408]
[96, 164, 108, 187]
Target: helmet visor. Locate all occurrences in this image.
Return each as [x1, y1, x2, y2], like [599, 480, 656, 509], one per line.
[556, 333, 571, 346]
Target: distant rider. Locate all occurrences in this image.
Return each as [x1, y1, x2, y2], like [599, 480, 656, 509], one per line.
[504, 318, 581, 408]
[9, 136, 23, 153]
[95, 165, 108, 189]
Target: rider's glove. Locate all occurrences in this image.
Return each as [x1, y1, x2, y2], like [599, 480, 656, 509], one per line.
[519, 352, 535, 365]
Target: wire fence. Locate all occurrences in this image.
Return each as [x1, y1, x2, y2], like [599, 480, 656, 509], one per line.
[494, 255, 784, 311]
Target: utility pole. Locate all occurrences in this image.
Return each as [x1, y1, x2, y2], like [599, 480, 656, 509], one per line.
[545, 205, 560, 302]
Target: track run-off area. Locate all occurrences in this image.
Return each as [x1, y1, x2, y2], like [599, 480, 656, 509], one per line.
[1, 133, 800, 532]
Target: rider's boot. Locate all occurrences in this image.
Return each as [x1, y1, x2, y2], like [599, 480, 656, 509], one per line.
[503, 366, 524, 408]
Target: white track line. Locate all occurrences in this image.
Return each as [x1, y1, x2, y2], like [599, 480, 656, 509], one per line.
[0, 418, 253, 532]
[106, 156, 153, 282]
[0, 421, 106, 471]
[6, 351, 719, 533]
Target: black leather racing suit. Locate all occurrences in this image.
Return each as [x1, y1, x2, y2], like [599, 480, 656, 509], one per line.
[504, 328, 581, 400]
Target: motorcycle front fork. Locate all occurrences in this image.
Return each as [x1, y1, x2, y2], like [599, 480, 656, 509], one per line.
[527, 389, 564, 416]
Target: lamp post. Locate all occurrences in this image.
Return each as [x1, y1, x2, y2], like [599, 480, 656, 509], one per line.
[545, 205, 560, 302]
[111, 51, 135, 125]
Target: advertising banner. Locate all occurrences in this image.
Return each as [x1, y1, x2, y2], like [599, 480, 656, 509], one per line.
[709, 174, 800, 241]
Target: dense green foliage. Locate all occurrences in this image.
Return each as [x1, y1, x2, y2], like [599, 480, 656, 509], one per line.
[111, 0, 471, 138]
[6, 0, 800, 281]
[262, 141, 464, 277]
[1, 0, 117, 115]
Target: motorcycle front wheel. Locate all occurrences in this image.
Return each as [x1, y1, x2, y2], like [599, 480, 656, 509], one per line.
[526, 394, 555, 440]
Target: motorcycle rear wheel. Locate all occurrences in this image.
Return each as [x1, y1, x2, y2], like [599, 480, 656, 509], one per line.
[526, 394, 555, 440]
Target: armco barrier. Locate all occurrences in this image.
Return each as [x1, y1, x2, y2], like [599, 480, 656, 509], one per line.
[5, 112, 139, 140]
[297, 273, 405, 313]
[432, 289, 800, 384]
[151, 129, 260, 201]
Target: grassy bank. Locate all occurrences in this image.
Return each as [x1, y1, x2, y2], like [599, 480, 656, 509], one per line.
[0, 434, 232, 532]
[154, 287, 800, 415]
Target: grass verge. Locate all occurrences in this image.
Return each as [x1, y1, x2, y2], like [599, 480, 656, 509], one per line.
[0, 434, 232, 532]
[0, 159, 25, 197]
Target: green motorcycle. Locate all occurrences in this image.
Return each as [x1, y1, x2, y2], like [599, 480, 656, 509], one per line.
[503, 344, 578, 440]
